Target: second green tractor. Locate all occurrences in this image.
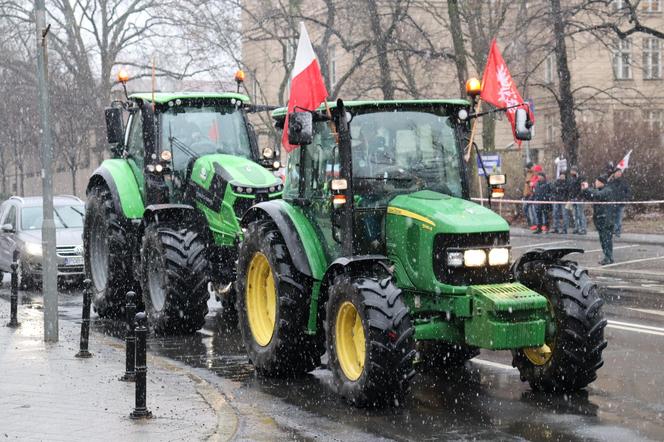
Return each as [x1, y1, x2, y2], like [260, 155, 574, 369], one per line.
[235, 97, 607, 406]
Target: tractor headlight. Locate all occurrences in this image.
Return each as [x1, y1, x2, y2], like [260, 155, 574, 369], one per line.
[446, 251, 464, 268]
[25, 242, 43, 257]
[235, 186, 244, 193]
[463, 249, 486, 267]
[488, 248, 510, 266]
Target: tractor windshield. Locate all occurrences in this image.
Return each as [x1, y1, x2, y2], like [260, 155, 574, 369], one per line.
[349, 110, 464, 203]
[160, 105, 252, 171]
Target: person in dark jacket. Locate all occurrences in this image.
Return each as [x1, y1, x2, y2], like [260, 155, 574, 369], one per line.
[609, 168, 632, 237]
[582, 175, 617, 265]
[532, 172, 550, 234]
[568, 166, 587, 234]
[551, 171, 569, 233]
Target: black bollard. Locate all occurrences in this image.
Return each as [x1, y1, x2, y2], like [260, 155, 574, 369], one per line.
[75, 279, 93, 358]
[130, 312, 152, 420]
[7, 252, 20, 328]
[119, 291, 137, 382]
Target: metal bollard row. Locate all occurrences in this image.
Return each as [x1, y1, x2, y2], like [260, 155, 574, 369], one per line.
[75, 279, 93, 358]
[130, 311, 152, 419]
[6, 251, 20, 328]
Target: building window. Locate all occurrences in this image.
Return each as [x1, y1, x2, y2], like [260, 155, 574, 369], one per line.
[544, 54, 555, 84]
[328, 45, 337, 89]
[643, 38, 661, 79]
[641, 0, 661, 12]
[613, 38, 632, 79]
[545, 115, 556, 144]
[645, 110, 663, 130]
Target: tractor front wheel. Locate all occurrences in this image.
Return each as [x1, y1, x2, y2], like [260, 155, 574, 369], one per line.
[140, 225, 210, 334]
[326, 274, 416, 407]
[236, 219, 321, 377]
[513, 260, 607, 392]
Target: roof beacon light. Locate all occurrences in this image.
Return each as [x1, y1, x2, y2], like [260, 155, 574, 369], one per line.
[235, 70, 245, 93]
[465, 77, 482, 97]
[117, 68, 130, 84]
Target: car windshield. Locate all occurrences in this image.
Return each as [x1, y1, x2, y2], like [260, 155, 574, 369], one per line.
[349, 111, 463, 198]
[21, 205, 85, 230]
[161, 105, 252, 171]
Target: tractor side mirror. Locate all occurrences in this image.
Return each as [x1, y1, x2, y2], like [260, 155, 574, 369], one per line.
[288, 112, 313, 146]
[105, 107, 124, 144]
[1, 223, 14, 233]
[515, 108, 532, 141]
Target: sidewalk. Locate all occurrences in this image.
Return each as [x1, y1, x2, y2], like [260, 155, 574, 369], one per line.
[0, 299, 237, 441]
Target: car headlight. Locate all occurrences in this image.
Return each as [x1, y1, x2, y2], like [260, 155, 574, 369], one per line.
[25, 242, 43, 257]
[463, 249, 486, 267]
[488, 248, 510, 266]
[446, 251, 464, 267]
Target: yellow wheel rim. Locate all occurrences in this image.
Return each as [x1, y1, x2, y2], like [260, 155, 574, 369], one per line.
[246, 252, 276, 347]
[524, 343, 553, 366]
[335, 301, 366, 381]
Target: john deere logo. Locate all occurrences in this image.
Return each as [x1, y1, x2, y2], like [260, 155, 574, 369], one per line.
[199, 167, 208, 180]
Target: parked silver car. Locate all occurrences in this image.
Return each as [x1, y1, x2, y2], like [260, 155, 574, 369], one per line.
[0, 195, 85, 288]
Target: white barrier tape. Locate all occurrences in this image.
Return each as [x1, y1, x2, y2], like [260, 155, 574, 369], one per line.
[471, 198, 664, 205]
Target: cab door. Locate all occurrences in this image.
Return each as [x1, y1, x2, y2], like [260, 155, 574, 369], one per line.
[125, 111, 146, 200]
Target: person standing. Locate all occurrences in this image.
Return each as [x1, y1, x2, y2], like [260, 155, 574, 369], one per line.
[551, 171, 569, 233]
[568, 166, 587, 235]
[582, 175, 617, 265]
[523, 162, 536, 229]
[532, 171, 550, 234]
[610, 168, 632, 238]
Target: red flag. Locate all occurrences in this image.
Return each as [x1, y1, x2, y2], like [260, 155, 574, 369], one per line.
[282, 23, 329, 152]
[616, 150, 632, 170]
[480, 39, 533, 146]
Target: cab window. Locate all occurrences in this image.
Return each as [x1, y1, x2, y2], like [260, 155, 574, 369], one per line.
[126, 111, 144, 169]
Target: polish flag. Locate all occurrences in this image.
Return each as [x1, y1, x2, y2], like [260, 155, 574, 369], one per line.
[480, 39, 533, 146]
[616, 150, 632, 170]
[282, 22, 329, 152]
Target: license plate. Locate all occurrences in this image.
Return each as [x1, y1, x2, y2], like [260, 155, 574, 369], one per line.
[64, 256, 84, 266]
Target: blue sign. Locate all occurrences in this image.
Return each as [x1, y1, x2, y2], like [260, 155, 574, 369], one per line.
[477, 154, 501, 176]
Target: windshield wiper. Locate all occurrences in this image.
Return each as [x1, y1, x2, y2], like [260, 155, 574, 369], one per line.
[168, 123, 198, 159]
[53, 208, 69, 228]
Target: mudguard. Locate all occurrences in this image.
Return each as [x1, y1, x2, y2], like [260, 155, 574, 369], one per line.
[241, 200, 327, 280]
[86, 160, 145, 219]
[512, 247, 584, 280]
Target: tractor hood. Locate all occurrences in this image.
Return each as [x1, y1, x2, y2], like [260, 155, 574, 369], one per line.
[387, 190, 508, 234]
[190, 154, 280, 190]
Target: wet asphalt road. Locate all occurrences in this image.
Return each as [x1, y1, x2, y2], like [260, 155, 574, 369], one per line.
[2, 236, 664, 441]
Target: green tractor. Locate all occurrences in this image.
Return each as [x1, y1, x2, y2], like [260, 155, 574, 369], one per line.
[235, 97, 607, 406]
[85, 89, 283, 333]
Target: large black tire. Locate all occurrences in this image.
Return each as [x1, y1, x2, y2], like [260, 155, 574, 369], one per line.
[84, 186, 134, 318]
[326, 274, 416, 407]
[512, 260, 607, 392]
[235, 219, 322, 377]
[140, 224, 210, 334]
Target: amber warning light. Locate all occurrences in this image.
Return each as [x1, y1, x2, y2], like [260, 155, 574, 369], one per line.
[235, 70, 245, 83]
[466, 78, 482, 96]
[117, 68, 130, 84]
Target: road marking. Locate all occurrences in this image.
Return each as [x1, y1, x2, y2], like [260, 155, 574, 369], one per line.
[607, 324, 664, 337]
[584, 245, 638, 253]
[627, 308, 664, 318]
[608, 319, 664, 332]
[600, 255, 664, 268]
[511, 240, 571, 250]
[471, 358, 516, 371]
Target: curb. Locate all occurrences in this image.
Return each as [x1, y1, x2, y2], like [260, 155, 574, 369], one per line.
[510, 227, 664, 246]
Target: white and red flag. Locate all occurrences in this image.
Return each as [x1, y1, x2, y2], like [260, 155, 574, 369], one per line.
[480, 39, 534, 146]
[282, 22, 329, 152]
[616, 150, 632, 170]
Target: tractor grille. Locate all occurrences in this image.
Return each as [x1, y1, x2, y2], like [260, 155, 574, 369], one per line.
[233, 193, 271, 219]
[433, 232, 511, 286]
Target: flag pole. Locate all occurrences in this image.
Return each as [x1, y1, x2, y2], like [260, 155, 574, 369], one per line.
[324, 100, 338, 143]
[464, 98, 482, 162]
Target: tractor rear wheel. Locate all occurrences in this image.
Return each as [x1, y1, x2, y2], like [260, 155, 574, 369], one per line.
[326, 274, 416, 407]
[236, 219, 321, 377]
[140, 224, 210, 334]
[513, 260, 607, 392]
[84, 186, 133, 318]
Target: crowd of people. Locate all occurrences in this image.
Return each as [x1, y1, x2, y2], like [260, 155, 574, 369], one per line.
[522, 161, 632, 265]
